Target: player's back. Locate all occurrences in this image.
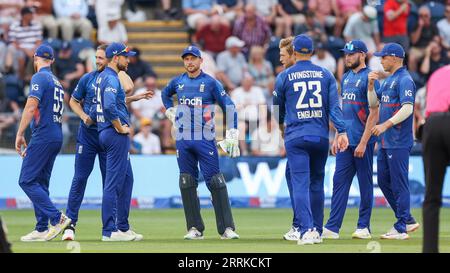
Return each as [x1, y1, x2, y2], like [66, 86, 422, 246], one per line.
[29, 67, 64, 144]
[280, 60, 338, 143]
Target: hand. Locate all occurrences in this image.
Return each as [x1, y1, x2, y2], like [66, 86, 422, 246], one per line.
[418, 18, 425, 28]
[15, 134, 27, 158]
[331, 138, 338, 156]
[400, 3, 408, 13]
[82, 115, 94, 126]
[336, 133, 349, 152]
[165, 107, 177, 124]
[116, 124, 130, 135]
[217, 129, 240, 158]
[371, 123, 388, 136]
[368, 71, 379, 91]
[139, 90, 154, 100]
[354, 142, 367, 158]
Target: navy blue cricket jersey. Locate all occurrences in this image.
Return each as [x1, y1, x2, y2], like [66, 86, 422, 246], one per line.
[28, 66, 64, 144]
[72, 71, 100, 130]
[341, 67, 380, 146]
[95, 67, 130, 132]
[161, 71, 237, 137]
[273, 60, 346, 143]
[377, 66, 416, 149]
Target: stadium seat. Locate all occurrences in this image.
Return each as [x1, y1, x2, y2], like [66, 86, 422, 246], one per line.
[423, 1, 445, 24]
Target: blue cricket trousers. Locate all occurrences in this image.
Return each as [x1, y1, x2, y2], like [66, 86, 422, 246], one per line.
[19, 141, 63, 231]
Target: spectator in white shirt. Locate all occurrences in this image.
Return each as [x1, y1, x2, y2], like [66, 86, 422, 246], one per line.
[437, 5, 450, 51]
[97, 11, 128, 44]
[134, 118, 162, 155]
[311, 43, 336, 74]
[251, 112, 285, 156]
[230, 74, 266, 155]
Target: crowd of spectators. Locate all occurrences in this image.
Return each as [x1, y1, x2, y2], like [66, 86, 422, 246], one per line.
[1, 0, 450, 157]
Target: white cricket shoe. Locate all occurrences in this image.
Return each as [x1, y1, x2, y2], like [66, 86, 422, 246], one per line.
[102, 231, 136, 242]
[352, 228, 372, 239]
[184, 227, 204, 240]
[321, 227, 339, 239]
[298, 228, 322, 245]
[380, 227, 410, 240]
[45, 213, 72, 241]
[283, 226, 300, 241]
[61, 227, 75, 241]
[221, 227, 239, 239]
[21, 230, 48, 242]
[122, 229, 143, 241]
[407, 222, 420, 233]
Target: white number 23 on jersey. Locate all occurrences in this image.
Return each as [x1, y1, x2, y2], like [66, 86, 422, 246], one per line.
[293, 81, 322, 109]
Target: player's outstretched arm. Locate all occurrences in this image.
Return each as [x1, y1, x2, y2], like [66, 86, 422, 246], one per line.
[125, 90, 154, 104]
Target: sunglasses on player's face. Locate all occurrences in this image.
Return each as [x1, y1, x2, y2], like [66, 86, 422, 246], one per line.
[115, 46, 131, 57]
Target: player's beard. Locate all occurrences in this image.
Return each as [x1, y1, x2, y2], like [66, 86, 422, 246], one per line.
[186, 64, 200, 74]
[33, 60, 38, 73]
[117, 62, 128, 71]
[347, 58, 361, 70]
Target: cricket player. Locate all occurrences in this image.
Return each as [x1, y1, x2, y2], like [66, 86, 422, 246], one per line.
[62, 44, 152, 241]
[162, 45, 240, 240]
[16, 44, 72, 242]
[273, 34, 349, 245]
[278, 36, 301, 241]
[368, 43, 420, 239]
[322, 40, 379, 240]
[95, 42, 149, 241]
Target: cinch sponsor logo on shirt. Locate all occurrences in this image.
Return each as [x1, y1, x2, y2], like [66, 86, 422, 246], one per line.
[105, 87, 117, 93]
[342, 92, 356, 101]
[180, 96, 202, 106]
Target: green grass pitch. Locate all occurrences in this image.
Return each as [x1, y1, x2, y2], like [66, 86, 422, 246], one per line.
[1, 208, 449, 253]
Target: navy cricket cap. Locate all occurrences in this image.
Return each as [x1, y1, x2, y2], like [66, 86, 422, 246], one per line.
[34, 44, 54, 60]
[181, 45, 202, 59]
[293, 34, 314, 54]
[374, 43, 405, 58]
[105, 42, 136, 58]
[341, 40, 368, 54]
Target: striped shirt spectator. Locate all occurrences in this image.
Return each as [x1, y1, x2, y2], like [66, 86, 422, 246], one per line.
[233, 4, 271, 54]
[8, 20, 43, 50]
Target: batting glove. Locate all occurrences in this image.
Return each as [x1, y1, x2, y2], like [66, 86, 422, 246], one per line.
[217, 128, 240, 158]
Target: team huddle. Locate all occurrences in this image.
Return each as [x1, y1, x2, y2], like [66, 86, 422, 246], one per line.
[15, 33, 420, 245]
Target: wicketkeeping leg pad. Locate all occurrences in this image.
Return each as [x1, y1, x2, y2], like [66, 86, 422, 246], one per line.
[208, 173, 235, 235]
[179, 173, 205, 232]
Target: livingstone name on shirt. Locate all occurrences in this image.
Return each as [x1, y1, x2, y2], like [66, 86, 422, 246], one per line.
[297, 110, 323, 119]
[288, 71, 324, 81]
